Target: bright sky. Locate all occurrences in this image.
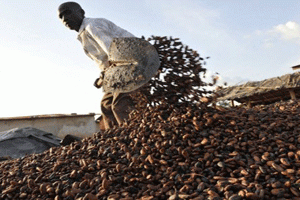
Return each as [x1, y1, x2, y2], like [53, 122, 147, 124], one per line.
[1, 0, 300, 117]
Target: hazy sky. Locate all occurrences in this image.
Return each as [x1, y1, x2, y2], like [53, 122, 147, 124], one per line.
[1, 0, 300, 117]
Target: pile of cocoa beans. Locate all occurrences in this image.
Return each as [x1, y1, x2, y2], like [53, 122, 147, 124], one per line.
[1, 37, 300, 200]
[1, 99, 300, 200]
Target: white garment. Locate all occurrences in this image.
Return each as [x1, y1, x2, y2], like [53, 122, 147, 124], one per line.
[77, 18, 135, 70]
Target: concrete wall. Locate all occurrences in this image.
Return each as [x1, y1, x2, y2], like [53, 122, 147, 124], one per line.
[0, 114, 100, 139]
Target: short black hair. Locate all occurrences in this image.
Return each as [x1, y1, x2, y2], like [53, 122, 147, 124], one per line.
[58, 2, 85, 18]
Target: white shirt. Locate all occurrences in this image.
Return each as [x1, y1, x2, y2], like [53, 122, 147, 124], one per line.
[77, 18, 135, 70]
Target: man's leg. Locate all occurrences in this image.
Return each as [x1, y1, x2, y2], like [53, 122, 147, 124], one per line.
[111, 91, 136, 126]
[101, 92, 118, 130]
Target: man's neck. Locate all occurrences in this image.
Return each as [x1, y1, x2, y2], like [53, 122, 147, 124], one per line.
[75, 17, 85, 32]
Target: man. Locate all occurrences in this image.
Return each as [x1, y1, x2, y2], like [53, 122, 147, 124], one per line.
[58, 2, 158, 130]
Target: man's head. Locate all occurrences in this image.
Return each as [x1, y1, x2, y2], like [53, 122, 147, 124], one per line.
[58, 2, 85, 32]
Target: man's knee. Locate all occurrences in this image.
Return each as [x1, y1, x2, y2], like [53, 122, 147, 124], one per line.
[111, 103, 124, 113]
[111, 101, 134, 124]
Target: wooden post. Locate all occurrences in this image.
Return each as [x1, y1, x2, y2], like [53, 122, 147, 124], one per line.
[247, 100, 252, 108]
[230, 100, 235, 107]
[289, 89, 296, 100]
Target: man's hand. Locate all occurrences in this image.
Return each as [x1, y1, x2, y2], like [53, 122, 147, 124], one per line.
[94, 71, 105, 89]
[94, 78, 103, 89]
[104, 60, 111, 68]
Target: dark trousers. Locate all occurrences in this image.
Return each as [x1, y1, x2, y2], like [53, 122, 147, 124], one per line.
[100, 91, 135, 130]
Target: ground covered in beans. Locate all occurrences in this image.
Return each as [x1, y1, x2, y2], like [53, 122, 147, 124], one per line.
[1, 37, 300, 200]
[1, 100, 300, 200]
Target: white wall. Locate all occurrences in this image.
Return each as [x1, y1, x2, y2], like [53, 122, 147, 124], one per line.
[0, 114, 99, 139]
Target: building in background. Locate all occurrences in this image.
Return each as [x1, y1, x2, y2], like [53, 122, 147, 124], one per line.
[292, 64, 300, 71]
[0, 113, 99, 138]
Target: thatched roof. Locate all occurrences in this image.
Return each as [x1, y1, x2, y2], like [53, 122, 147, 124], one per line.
[292, 64, 300, 70]
[217, 72, 300, 106]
